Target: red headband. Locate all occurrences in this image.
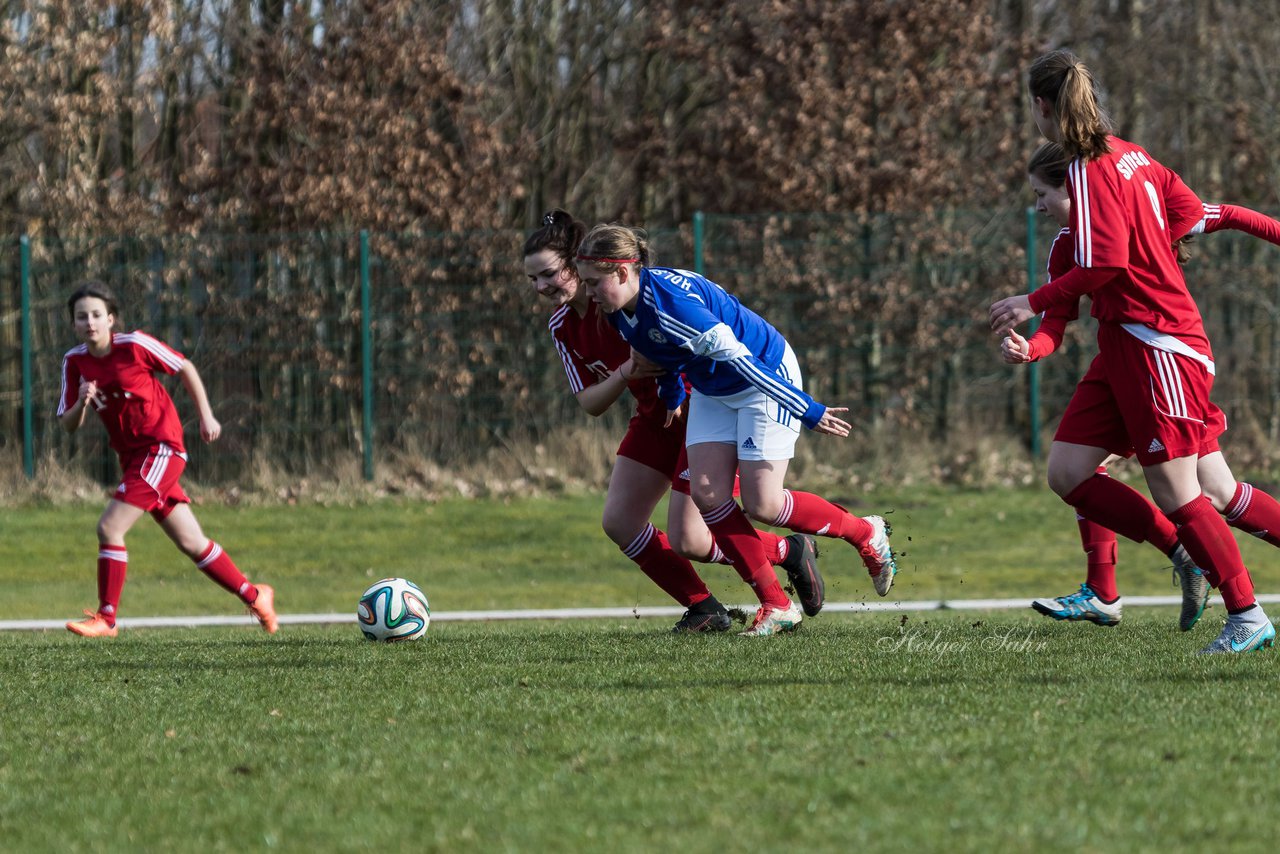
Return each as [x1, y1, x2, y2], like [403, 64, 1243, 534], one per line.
[576, 255, 639, 264]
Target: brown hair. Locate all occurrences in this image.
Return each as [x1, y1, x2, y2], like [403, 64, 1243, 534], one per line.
[1027, 141, 1069, 189]
[523, 209, 587, 267]
[575, 224, 653, 276]
[1028, 50, 1113, 162]
[67, 280, 120, 321]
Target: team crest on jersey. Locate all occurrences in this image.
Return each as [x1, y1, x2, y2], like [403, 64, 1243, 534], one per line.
[648, 329, 667, 344]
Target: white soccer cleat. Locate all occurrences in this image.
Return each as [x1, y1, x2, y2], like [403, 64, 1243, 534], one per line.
[1198, 608, 1277, 655]
[858, 515, 897, 596]
[738, 600, 803, 637]
[1031, 584, 1122, 627]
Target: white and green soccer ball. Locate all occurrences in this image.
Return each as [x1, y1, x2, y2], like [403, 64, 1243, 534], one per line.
[357, 577, 431, 642]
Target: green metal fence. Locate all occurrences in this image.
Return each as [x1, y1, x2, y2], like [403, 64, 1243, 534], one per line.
[4, 210, 1280, 487]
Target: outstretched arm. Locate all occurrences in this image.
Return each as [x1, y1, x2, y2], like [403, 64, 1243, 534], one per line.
[178, 360, 222, 442]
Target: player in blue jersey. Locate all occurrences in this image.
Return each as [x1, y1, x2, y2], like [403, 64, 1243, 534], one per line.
[575, 224, 897, 636]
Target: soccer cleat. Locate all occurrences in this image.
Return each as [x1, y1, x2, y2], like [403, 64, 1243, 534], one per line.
[249, 584, 279, 634]
[780, 534, 824, 617]
[1030, 584, 1122, 627]
[858, 515, 897, 596]
[1198, 608, 1276, 655]
[672, 595, 732, 634]
[65, 610, 118, 638]
[1170, 544, 1210, 631]
[738, 600, 803, 637]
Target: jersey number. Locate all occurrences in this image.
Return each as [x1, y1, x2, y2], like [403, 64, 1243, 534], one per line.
[1143, 181, 1166, 230]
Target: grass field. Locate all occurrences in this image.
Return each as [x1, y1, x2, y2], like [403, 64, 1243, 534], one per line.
[3, 486, 1279, 851]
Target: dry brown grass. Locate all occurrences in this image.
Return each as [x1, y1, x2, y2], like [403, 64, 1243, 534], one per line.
[1, 424, 1055, 509]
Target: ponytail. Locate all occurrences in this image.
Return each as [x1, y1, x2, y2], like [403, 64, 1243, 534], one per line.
[1028, 50, 1113, 161]
[523, 209, 588, 266]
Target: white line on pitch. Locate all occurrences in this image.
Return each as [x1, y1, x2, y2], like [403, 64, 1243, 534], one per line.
[4, 594, 1277, 632]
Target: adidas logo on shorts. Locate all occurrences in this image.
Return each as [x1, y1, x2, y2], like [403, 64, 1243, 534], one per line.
[741, 437, 757, 450]
[1148, 438, 1166, 454]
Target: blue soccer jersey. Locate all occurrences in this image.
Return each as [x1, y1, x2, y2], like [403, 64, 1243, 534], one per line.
[606, 267, 827, 429]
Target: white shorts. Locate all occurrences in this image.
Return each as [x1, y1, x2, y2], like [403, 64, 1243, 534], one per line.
[685, 344, 803, 461]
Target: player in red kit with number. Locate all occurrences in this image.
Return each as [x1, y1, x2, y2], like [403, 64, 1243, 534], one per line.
[524, 211, 824, 632]
[57, 281, 277, 637]
[989, 51, 1274, 653]
[1006, 141, 1280, 632]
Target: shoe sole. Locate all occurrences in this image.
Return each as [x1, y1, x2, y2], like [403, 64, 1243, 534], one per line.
[1030, 600, 1120, 627]
[783, 537, 824, 617]
[738, 622, 802, 637]
[65, 625, 118, 638]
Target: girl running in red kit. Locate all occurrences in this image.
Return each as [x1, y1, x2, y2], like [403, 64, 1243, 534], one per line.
[1009, 141, 1280, 632]
[524, 211, 824, 632]
[989, 50, 1274, 653]
[57, 281, 277, 637]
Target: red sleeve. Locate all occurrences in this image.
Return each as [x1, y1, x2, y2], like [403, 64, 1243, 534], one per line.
[1203, 204, 1280, 246]
[57, 354, 80, 416]
[1029, 265, 1122, 314]
[128, 332, 185, 375]
[1162, 170, 1205, 242]
[1024, 300, 1078, 361]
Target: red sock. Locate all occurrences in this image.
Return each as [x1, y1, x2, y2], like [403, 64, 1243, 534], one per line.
[1225, 482, 1280, 548]
[1166, 495, 1247, 592]
[702, 500, 789, 608]
[195, 542, 258, 604]
[1077, 516, 1119, 601]
[97, 543, 128, 626]
[1063, 473, 1179, 554]
[622, 524, 710, 607]
[773, 489, 872, 546]
[1219, 573, 1257, 613]
[705, 531, 783, 566]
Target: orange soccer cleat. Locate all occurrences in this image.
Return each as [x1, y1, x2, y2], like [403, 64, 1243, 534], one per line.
[66, 610, 118, 638]
[249, 584, 278, 634]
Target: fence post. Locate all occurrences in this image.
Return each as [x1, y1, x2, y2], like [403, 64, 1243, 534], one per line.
[692, 210, 705, 274]
[20, 234, 34, 479]
[1025, 207, 1041, 458]
[360, 230, 374, 482]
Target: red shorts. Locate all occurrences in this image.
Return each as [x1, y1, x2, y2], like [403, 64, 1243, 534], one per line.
[115, 443, 191, 520]
[1054, 325, 1225, 465]
[615, 414, 739, 496]
[616, 414, 687, 491]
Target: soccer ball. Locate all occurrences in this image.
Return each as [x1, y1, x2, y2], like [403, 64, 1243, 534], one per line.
[357, 577, 431, 642]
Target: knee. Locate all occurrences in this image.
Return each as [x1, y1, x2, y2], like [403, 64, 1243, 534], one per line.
[1046, 463, 1089, 500]
[668, 530, 709, 560]
[96, 519, 125, 545]
[741, 494, 783, 525]
[689, 483, 730, 514]
[1201, 481, 1234, 513]
[600, 510, 641, 550]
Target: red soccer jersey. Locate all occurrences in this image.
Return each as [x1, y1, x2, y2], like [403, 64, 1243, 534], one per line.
[58, 331, 187, 456]
[1030, 136, 1209, 352]
[548, 301, 667, 423]
[1027, 202, 1280, 360]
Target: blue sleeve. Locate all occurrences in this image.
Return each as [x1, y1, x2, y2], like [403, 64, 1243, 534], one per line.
[653, 289, 827, 429]
[657, 373, 687, 412]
